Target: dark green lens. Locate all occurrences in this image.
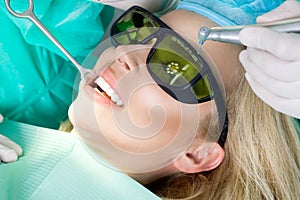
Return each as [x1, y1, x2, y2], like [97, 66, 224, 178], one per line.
[148, 36, 202, 86]
[113, 10, 160, 45]
[149, 49, 196, 86]
[192, 75, 213, 99]
[148, 35, 213, 99]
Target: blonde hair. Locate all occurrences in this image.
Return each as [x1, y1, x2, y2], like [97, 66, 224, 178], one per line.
[59, 119, 73, 132]
[146, 76, 300, 199]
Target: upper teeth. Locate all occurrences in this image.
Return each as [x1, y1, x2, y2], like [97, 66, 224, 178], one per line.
[94, 77, 123, 107]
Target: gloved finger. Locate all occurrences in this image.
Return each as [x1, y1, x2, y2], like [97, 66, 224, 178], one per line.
[256, 0, 300, 23]
[246, 65, 300, 100]
[0, 144, 18, 163]
[245, 73, 300, 119]
[240, 51, 300, 99]
[242, 47, 300, 82]
[0, 134, 22, 156]
[239, 27, 300, 61]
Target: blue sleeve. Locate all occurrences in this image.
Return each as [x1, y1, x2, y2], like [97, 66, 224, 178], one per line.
[177, 0, 284, 26]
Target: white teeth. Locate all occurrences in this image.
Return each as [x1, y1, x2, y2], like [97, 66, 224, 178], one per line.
[96, 78, 110, 91]
[106, 88, 114, 96]
[94, 77, 123, 107]
[111, 93, 119, 102]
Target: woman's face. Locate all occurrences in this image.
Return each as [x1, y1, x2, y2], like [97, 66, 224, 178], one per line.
[68, 10, 243, 175]
[69, 43, 211, 172]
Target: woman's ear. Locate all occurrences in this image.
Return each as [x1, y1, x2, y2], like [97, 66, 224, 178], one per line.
[173, 142, 225, 173]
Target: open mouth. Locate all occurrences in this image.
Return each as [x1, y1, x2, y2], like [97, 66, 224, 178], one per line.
[91, 76, 124, 107]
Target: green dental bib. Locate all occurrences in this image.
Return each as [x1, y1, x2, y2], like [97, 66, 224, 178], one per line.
[0, 119, 159, 200]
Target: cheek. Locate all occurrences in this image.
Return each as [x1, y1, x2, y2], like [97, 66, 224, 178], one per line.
[127, 84, 181, 130]
[89, 83, 189, 154]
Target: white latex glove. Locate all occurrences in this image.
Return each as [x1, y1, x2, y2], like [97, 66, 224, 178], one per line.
[0, 114, 22, 163]
[239, 0, 300, 119]
[256, 0, 300, 23]
[92, 0, 179, 15]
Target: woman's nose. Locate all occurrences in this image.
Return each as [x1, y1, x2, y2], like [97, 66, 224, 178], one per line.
[114, 45, 150, 71]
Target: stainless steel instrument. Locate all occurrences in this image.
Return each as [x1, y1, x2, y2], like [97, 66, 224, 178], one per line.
[198, 17, 300, 45]
[4, 0, 95, 83]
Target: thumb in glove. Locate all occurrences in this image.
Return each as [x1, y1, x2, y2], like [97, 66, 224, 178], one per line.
[0, 114, 23, 163]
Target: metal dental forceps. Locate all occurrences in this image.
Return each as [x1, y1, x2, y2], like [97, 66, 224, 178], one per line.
[198, 17, 300, 45]
[4, 0, 95, 83]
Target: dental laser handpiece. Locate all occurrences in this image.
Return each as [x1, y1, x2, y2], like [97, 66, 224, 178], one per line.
[4, 0, 95, 83]
[198, 17, 300, 45]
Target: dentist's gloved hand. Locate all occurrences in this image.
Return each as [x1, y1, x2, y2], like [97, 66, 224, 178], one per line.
[239, 0, 300, 119]
[92, 0, 179, 15]
[0, 114, 22, 163]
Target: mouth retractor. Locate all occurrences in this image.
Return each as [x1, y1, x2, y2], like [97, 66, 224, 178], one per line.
[93, 76, 123, 107]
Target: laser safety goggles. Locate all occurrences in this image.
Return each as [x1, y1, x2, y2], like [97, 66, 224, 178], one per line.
[110, 6, 228, 147]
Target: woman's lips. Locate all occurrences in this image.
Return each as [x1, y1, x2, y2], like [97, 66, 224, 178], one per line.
[84, 82, 112, 106]
[94, 77, 123, 106]
[84, 68, 124, 107]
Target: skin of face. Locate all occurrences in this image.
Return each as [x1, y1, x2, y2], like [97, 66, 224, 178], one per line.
[68, 10, 244, 184]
